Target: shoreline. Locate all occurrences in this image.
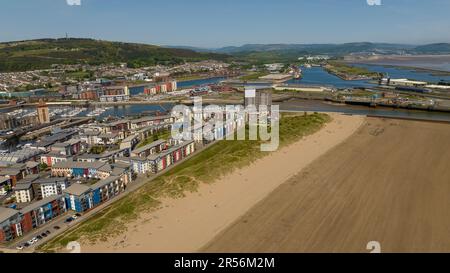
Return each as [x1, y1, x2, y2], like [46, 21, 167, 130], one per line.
[80, 113, 365, 253]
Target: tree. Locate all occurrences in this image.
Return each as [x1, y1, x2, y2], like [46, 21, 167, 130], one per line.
[39, 162, 48, 171]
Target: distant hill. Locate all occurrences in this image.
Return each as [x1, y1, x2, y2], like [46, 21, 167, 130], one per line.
[0, 38, 229, 72]
[170, 42, 450, 58]
[212, 42, 418, 55]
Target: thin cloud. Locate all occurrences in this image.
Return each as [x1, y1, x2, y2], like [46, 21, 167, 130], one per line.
[66, 0, 81, 6]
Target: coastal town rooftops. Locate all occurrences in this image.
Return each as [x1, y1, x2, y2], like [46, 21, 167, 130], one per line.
[25, 161, 39, 169]
[130, 156, 147, 162]
[111, 166, 128, 176]
[83, 130, 101, 136]
[14, 181, 32, 190]
[146, 145, 180, 161]
[76, 153, 102, 160]
[64, 139, 81, 145]
[90, 175, 120, 190]
[0, 168, 22, 176]
[21, 174, 41, 183]
[52, 142, 71, 148]
[114, 157, 131, 164]
[109, 119, 130, 127]
[98, 132, 120, 139]
[32, 177, 68, 185]
[98, 164, 112, 173]
[20, 195, 63, 214]
[52, 160, 107, 170]
[40, 130, 77, 143]
[0, 149, 42, 163]
[0, 207, 18, 223]
[132, 139, 166, 155]
[43, 151, 72, 158]
[130, 115, 172, 124]
[122, 134, 139, 143]
[64, 183, 91, 196]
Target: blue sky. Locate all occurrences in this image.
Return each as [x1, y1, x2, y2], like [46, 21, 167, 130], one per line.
[1, 0, 450, 47]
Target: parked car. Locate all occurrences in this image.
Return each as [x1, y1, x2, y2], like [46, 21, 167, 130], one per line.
[37, 235, 43, 240]
[16, 245, 24, 250]
[72, 215, 78, 220]
[75, 213, 82, 217]
[54, 226, 60, 230]
[45, 230, 51, 234]
[65, 217, 73, 223]
[41, 233, 47, 237]
[24, 242, 30, 248]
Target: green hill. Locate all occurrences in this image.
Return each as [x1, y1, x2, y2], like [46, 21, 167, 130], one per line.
[0, 38, 229, 72]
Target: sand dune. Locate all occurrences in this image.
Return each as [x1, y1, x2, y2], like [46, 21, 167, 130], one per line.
[81, 113, 364, 253]
[203, 118, 450, 253]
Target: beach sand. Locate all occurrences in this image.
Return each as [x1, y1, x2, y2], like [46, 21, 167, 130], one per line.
[81, 113, 364, 253]
[203, 118, 450, 253]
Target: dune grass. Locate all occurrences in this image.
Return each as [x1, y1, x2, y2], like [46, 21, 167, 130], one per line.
[38, 112, 330, 252]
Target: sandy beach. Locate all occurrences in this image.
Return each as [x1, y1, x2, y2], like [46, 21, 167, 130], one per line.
[203, 118, 450, 253]
[80, 113, 364, 253]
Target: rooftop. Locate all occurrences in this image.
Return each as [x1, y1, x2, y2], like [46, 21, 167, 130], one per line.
[52, 160, 107, 170]
[90, 175, 121, 190]
[130, 115, 172, 124]
[64, 183, 91, 196]
[132, 139, 166, 155]
[20, 195, 63, 213]
[0, 207, 18, 223]
[14, 181, 32, 190]
[32, 177, 68, 185]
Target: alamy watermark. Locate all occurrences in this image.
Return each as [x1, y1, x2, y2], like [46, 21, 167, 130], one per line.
[170, 96, 280, 152]
[367, 0, 382, 6]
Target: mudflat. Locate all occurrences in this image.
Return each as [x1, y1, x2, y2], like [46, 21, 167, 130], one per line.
[202, 118, 450, 253]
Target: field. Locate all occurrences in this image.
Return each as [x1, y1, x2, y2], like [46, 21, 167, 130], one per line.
[0, 38, 228, 72]
[203, 118, 450, 253]
[39, 113, 330, 252]
[239, 72, 270, 81]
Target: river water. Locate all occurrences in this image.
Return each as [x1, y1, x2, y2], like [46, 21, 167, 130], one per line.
[35, 66, 450, 122]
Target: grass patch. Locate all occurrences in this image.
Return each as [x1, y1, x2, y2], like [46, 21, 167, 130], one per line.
[325, 61, 381, 79]
[38, 113, 330, 252]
